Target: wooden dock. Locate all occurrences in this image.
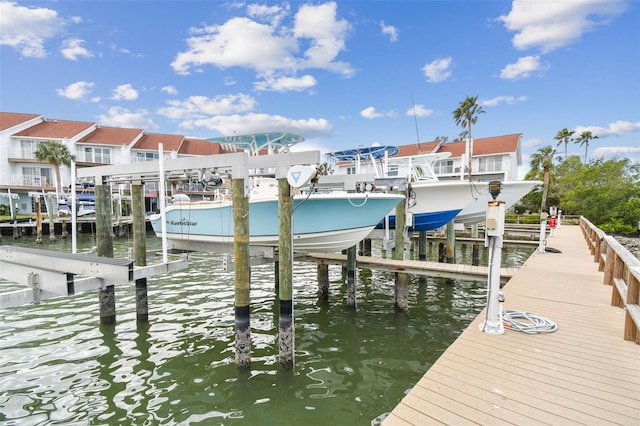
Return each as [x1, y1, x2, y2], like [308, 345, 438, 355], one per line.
[383, 224, 640, 425]
[298, 253, 518, 284]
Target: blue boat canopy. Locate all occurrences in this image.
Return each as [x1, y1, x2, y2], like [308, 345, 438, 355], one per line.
[328, 145, 399, 162]
[208, 132, 305, 154]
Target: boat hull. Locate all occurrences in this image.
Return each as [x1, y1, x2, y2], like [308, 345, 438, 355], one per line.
[455, 180, 542, 225]
[149, 192, 403, 253]
[379, 181, 489, 231]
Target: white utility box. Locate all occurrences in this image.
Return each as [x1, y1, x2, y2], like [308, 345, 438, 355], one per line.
[486, 201, 505, 237]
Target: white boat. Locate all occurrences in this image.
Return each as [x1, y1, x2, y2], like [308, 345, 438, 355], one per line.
[455, 180, 542, 225]
[148, 177, 404, 253]
[329, 147, 488, 231]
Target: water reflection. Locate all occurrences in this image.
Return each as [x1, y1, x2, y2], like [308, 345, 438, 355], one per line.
[0, 232, 533, 425]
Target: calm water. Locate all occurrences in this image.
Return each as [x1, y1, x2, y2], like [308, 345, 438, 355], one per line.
[0, 230, 533, 425]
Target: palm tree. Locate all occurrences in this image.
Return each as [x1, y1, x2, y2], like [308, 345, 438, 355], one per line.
[34, 140, 76, 197]
[452, 96, 485, 180]
[575, 131, 599, 163]
[529, 146, 557, 212]
[553, 128, 575, 160]
[317, 162, 333, 176]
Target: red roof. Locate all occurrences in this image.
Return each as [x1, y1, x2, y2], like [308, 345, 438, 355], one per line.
[396, 134, 522, 158]
[133, 133, 184, 151]
[0, 112, 42, 132]
[179, 138, 238, 156]
[13, 118, 95, 139]
[78, 126, 144, 146]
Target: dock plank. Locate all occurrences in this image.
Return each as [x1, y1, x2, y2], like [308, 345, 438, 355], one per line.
[383, 225, 640, 425]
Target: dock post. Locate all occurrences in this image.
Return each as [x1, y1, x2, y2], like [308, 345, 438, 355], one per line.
[346, 245, 357, 307]
[278, 178, 294, 369]
[418, 231, 427, 261]
[95, 184, 115, 324]
[472, 244, 480, 266]
[445, 221, 455, 263]
[132, 184, 148, 322]
[46, 194, 56, 242]
[394, 192, 409, 311]
[318, 263, 329, 299]
[233, 177, 251, 369]
[35, 197, 43, 244]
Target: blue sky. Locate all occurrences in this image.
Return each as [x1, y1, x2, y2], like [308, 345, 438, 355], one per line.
[1, 0, 639, 176]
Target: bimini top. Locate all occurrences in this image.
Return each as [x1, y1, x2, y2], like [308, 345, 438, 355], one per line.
[208, 132, 305, 155]
[328, 145, 399, 162]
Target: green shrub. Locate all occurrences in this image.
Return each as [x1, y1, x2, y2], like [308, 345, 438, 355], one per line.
[599, 218, 637, 235]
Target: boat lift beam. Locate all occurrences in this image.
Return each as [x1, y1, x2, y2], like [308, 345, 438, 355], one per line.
[0, 245, 188, 309]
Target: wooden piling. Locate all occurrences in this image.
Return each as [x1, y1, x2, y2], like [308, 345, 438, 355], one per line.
[278, 178, 294, 369]
[418, 231, 427, 261]
[445, 221, 455, 263]
[132, 184, 148, 322]
[35, 197, 43, 244]
[394, 193, 409, 311]
[46, 194, 56, 242]
[346, 245, 357, 307]
[95, 184, 115, 324]
[318, 263, 329, 299]
[233, 177, 251, 369]
[472, 243, 480, 266]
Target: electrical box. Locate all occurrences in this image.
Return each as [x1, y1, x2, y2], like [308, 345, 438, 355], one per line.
[405, 212, 414, 227]
[486, 201, 505, 237]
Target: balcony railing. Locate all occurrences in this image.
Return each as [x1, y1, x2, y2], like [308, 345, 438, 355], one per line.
[0, 174, 47, 187]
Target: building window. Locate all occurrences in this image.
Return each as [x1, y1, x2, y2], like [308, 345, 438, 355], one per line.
[82, 147, 112, 164]
[20, 139, 39, 159]
[478, 156, 502, 173]
[22, 166, 51, 186]
[136, 152, 159, 162]
[346, 166, 356, 175]
[435, 160, 453, 174]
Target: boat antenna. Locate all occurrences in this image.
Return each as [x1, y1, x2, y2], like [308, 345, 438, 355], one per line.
[411, 91, 422, 153]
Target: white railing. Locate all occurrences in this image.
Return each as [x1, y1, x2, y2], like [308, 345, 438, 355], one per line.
[0, 174, 46, 187]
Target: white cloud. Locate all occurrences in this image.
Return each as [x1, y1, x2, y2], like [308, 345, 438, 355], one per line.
[110, 84, 139, 101]
[482, 95, 527, 107]
[591, 145, 640, 159]
[157, 94, 257, 120]
[574, 120, 640, 138]
[56, 81, 96, 100]
[521, 137, 544, 149]
[182, 113, 333, 139]
[171, 2, 353, 78]
[293, 2, 353, 75]
[246, 3, 290, 27]
[161, 85, 178, 95]
[500, 55, 547, 80]
[361, 107, 384, 119]
[97, 106, 157, 130]
[254, 74, 317, 92]
[381, 21, 398, 42]
[405, 104, 433, 117]
[498, 0, 627, 53]
[422, 57, 452, 83]
[60, 38, 93, 61]
[0, 1, 64, 58]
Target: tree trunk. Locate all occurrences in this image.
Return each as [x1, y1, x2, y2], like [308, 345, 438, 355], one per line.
[541, 169, 550, 212]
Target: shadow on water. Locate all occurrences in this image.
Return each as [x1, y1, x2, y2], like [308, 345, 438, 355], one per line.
[0, 232, 534, 425]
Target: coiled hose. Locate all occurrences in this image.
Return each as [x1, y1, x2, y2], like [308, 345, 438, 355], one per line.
[502, 309, 558, 334]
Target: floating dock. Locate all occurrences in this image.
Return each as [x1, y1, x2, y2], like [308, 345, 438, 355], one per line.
[383, 224, 640, 425]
